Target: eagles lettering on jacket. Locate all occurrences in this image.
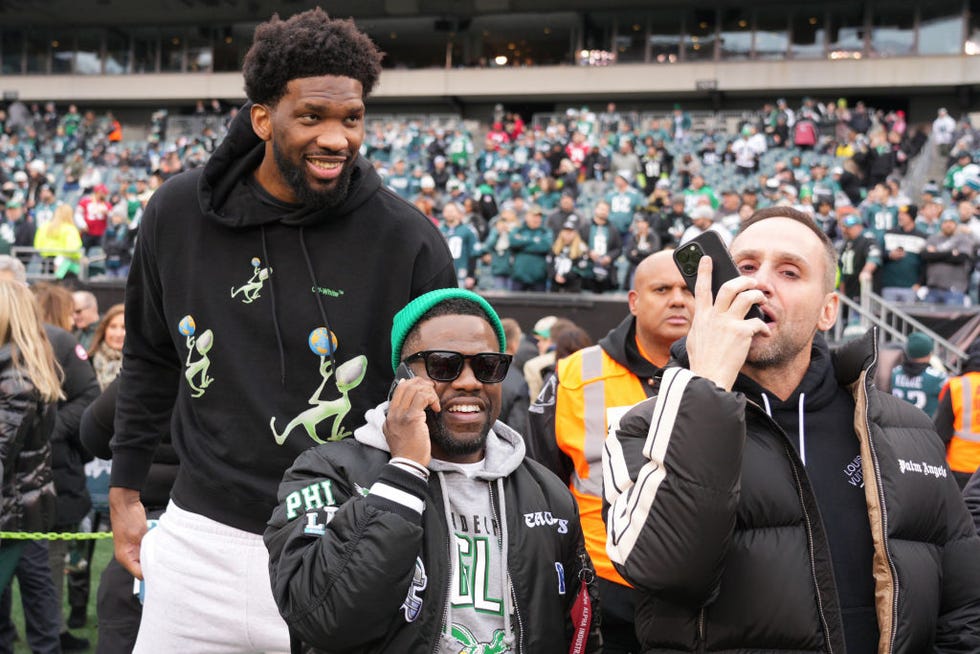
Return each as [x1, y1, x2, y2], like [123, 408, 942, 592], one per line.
[265, 404, 601, 654]
[603, 329, 980, 653]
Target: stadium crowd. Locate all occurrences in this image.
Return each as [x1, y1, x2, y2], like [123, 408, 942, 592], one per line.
[1, 94, 980, 303]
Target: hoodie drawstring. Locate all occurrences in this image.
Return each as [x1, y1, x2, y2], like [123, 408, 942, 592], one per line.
[299, 226, 338, 374]
[437, 472, 455, 644]
[496, 477, 515, 649]
[797, 392, 806, 466]
[760, 391, 807, 466]
[261, 226, 288, 386]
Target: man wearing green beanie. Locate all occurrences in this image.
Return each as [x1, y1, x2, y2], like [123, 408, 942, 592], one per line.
[266, 289, 602, 653]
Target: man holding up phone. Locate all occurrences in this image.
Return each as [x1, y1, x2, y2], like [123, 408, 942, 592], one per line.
[266, 289, 601, 653]
[604, 207, 980, 652]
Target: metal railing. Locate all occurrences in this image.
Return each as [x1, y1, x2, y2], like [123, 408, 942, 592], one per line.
[831, 281, 969, 374]
[12, 246, 106, 282]
[900, 133, 939, 202]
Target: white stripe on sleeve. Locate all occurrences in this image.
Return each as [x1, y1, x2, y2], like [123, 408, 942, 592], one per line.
[369, 482, 425, 515]
[606, 367, 693, 565]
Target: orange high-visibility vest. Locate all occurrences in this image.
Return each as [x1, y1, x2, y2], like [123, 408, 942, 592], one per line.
[947, 372, 980, 474]
[555, 345, 648, 585]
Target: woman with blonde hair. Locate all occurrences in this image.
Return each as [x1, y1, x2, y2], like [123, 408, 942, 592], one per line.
[33, 203, 84, 279]
[88, 303, 125, 390]
[548, 219, 591, 293]
[0, 279, 63, 592]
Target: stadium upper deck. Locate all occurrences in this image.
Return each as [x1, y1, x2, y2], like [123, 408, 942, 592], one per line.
[0, 0, 978, 120]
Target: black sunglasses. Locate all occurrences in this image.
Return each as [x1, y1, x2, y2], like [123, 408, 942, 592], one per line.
[403, 350, 512, 384]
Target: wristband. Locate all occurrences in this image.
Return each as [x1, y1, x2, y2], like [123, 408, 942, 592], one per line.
[390, 457, 430, 481]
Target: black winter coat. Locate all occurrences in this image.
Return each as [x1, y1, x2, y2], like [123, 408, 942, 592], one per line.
[265, 419, 601, 653]
[0, 345, 56, 533]
[45, 325, 99, 527]
[604, 330, 980, 653]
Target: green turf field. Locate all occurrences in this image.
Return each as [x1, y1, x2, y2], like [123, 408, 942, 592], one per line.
[10, 537, 112, 653]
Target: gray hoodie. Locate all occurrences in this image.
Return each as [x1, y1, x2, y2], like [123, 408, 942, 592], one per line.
[354, 403, 526, 653]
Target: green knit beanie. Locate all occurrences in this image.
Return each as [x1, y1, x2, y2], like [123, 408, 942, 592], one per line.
[390, 289, 506, 371]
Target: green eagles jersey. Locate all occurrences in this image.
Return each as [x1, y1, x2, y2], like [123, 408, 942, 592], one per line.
[890, 363, 948, 418]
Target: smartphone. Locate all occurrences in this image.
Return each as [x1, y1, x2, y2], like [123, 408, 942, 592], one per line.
[673, 230, 765, 321]
[387, 361, 416, 403]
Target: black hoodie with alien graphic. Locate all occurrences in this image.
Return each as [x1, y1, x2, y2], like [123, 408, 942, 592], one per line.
[111, 105, 456, 533]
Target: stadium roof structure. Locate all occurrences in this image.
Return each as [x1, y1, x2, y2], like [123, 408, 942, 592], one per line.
[0, 0, 669, 25]
[0, 0, 977, 116]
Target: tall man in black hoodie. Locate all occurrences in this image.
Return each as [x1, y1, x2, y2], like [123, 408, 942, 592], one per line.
[604, 207, 980, 652]
[108, 9, 456, 652]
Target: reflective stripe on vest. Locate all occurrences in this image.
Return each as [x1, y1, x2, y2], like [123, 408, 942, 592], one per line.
[954, 375, 980, 442]
[573, 346, 605, 497]
[948, 374, 980, 474]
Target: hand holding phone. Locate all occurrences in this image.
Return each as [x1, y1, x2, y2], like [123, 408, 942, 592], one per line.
[681, 242, 770, 391]
[387, 361, 416, 403]
[673, 231, 765, 321]
[384, 361, 438, 466]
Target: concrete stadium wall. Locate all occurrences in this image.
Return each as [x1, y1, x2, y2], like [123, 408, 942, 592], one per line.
[3, 55, 977, 112]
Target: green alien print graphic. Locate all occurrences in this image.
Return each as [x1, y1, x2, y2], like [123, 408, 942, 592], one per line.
[230, 257, 272, 304]
[269, 327, 367, 445]
[178, 315, 214, 398]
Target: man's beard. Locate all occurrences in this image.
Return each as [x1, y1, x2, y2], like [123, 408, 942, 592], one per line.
[746, 324, 816, 370]
[273, 140, 355, 210]
[425, 407, 493, 460]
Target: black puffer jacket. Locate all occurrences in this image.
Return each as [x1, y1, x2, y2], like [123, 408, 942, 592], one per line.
[0, 344, 57, 533]
[265, 405, 601, 653]
[603, 330, 980, 652]
[45, 325, 100, 527]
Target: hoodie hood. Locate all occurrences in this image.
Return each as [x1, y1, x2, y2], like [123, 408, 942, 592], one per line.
[198, 102, 382, 228]
[598, 314, 663, 382]
[735, 334, 841, 419]
[668, 332, 851, 465]
[354, 402, 526, 480]
[668, 329, 879, 393]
